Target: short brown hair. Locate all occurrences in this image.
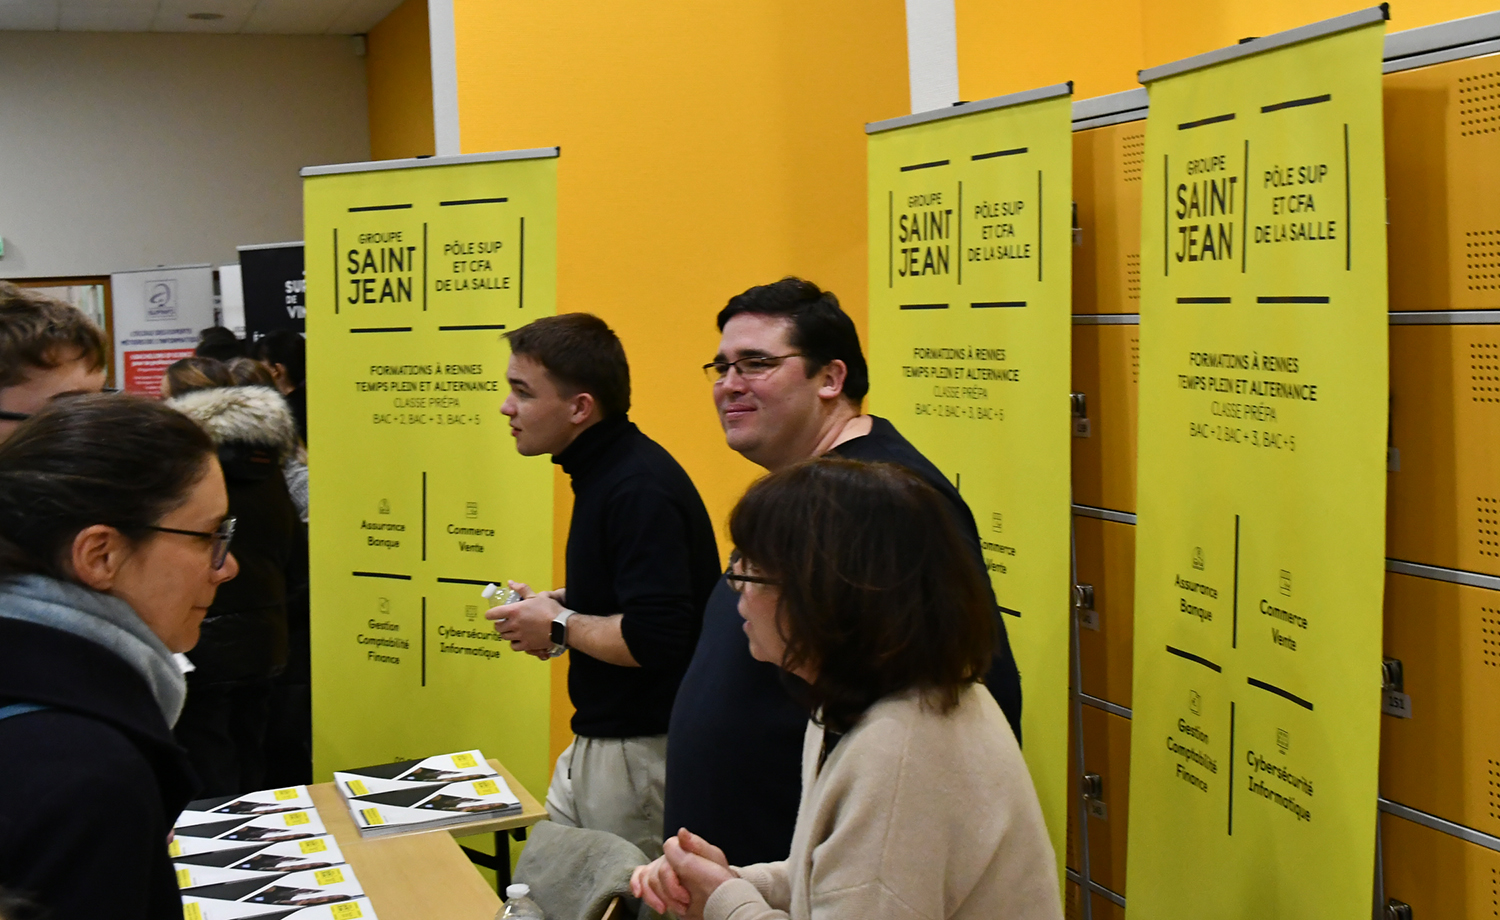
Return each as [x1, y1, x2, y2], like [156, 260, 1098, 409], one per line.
[163, 356, 233, 397]
[0, 282, 107, 389]
[505, 314, 630, 418]
[728, 458, 996, 733]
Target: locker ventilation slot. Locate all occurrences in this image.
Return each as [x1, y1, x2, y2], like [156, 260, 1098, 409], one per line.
[1483, 606, 1500, 666]
[1468, 234, 1499, 293]
[1125, 253, 1140, 301]
[1490, 761, 1500, 824]
[1483, 497, 1500, 559]
[1475, 341, 1499, 400]
[1457, 72, 1500, 137]
[1130, 338, 1140, 385]
[1120, 132, 1144, 182]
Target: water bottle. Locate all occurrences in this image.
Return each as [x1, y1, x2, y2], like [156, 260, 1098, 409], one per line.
[497, 883, 546, 920]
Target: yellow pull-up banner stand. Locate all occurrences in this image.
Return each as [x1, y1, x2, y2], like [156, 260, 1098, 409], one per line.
[302, 149, 558, 799]
[1125, 10, 1387, 918]
[866, 85, 1074, 881]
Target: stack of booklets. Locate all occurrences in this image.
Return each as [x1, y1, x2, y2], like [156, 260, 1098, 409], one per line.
[169, 786, 378, 919]
[333, 750, 523, 838]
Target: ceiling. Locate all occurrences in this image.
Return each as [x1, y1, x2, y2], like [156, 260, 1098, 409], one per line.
[0, 0, 406, 34]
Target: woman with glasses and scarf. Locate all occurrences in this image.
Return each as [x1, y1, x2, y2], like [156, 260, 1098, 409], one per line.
[634, 458, 1062, 920]
[165, 371, 306, 796]
[0, 394, 239, 919]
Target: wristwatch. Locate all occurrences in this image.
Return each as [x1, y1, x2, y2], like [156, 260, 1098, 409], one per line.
[548, 608, 575, 658]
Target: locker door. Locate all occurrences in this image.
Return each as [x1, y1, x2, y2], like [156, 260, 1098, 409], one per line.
[1072, 120, 1144, 316]
[1381, 570, 1500, 835]
[1071, 323, 1139, 513]
[1080, 704, 1131, 897]
[1075, 514, 1135, 708]
[1382, 811, 1500, 916]
[1388, 323, 1500, 577]
[1385, 56, 1500, 312]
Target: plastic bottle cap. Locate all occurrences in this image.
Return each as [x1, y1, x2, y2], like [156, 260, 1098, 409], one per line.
[482, 583, 500, 601]
[506, 884, 529, 899]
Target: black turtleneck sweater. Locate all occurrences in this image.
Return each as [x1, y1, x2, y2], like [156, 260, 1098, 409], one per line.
[554, 415, 720, 738]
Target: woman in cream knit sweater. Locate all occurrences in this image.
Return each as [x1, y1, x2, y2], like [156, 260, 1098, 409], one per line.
[633, 459, 1062, 920]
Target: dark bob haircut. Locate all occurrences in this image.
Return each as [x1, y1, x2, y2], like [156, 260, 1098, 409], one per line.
[505, 313, 631, 418]
[0, 394, 217, 582]
[728, 457, 995, 732]
[716, 277, 869, 404]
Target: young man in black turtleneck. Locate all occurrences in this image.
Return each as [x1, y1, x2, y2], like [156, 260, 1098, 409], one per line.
[485, 313, 719, 859]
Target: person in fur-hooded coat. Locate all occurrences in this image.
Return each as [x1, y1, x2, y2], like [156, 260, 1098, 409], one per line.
[167, 384, 307, 796]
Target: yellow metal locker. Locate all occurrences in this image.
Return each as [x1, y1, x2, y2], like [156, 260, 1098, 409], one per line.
[1075, 514, 1135, 708]
[1065, 880, 1082, 920]
[1080, 705, 1131, 897]
[1385, 56, 1500, 312]
[1388, 323, 1500, 577]
[1381, 569, 1500, 835]
[1382, 811, 1500, 916]
[1071, 322, 1139, 514]
[1073, 120, 1144, 316]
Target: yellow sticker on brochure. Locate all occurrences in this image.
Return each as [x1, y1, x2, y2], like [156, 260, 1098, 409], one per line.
[314, 867, 345, 886]
[472, 779, 499, 796]
[273, 788, 299, 801]
[346, 779, 369, 796]
[361, 807, 385, 826]
[176, 868, 192, 888]
[299, 838, 329, 854]
[167, 840, 183, 858]
[451, 753, 478, 769]
[183, 904, 202, 920]
[284, 811, 311, 826]
[331, 904, 364, 920]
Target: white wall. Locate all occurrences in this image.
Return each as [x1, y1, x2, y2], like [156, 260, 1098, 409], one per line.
[0, 31, 370, 278]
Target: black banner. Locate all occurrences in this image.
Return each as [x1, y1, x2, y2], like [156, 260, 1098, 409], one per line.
[239, 243, 305, 342]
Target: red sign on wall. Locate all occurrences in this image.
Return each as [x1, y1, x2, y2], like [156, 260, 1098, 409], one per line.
[123, 348, 195, 396]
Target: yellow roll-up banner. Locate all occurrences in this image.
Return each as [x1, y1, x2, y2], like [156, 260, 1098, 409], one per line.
[302, 150, 558, 800]
[866, 87, 1074, 881]
[1125, 11, 1387, 918]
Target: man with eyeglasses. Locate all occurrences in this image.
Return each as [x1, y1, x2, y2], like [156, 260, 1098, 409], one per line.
[663, 276, 1024, 867]
[0, 283, 107, 442]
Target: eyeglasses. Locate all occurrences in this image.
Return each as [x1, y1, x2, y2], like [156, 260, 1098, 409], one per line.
[702, 354, 804, 384]
[142, 516, 237, 569]
[724, 558, 778, 593]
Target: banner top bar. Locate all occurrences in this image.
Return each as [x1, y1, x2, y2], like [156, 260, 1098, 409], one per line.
[1072, 88, 1148, 123]
[1139, 5, 1388, 84]
[865, 82, 1072, 135]
[300, 147, 560, 178]
[237, 241, 304, 252]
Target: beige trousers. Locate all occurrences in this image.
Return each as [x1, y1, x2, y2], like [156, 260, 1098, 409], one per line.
[545, 734, 668, 860]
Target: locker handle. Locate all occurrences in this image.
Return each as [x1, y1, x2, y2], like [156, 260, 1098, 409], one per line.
[1081, 773, 1104, 800]
[1070, 392, 1088, 418]
[1073, 584, 1095, 611]
[1382, 657, 1403, 693]
[1384, 899, 1412, 920]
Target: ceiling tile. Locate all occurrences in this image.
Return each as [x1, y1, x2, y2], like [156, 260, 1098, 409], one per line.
[239, 0, 339, 35]
[59, 5, 155, 29]
[326, 0, 403, 35]
[151, 0, 252, 32]
[0, 0, 61, 30]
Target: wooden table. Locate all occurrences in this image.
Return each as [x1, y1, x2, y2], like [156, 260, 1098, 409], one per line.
[307, 758, 549, 919]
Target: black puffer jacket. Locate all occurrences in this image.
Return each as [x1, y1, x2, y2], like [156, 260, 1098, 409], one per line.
[169, 386, 307, 682]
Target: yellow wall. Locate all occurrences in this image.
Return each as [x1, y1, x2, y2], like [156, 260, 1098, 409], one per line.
[366, 0, 434, 160]
[958, 0, 1500, 103]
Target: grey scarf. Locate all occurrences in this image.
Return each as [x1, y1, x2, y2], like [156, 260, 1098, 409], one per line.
[0, 574, 187, 725]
